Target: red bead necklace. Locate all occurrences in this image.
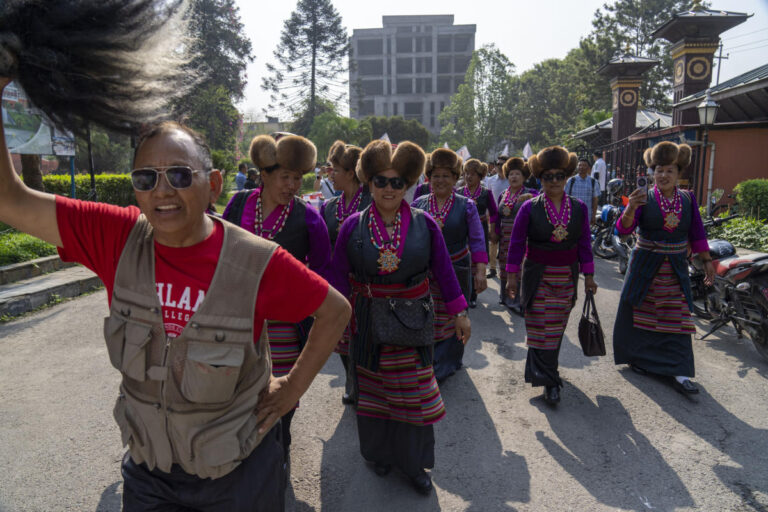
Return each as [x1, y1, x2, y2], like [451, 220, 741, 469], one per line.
[544, 195, 571, 242]
[368, 206, 402, 273]
[254, 194, 293, 240]
[428, 191, 455, 229]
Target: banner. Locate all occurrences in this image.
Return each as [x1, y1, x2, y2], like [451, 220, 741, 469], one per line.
[2, 81, 75, 156]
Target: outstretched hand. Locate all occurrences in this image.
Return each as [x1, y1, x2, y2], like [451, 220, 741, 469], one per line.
[455, 315, 471, 345]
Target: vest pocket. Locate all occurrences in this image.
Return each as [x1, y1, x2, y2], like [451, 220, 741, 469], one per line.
[113, 394, 146, 449]
[104, 316, 126, 370]
[104, 317, 152, 381]
[181, 342, 245, 403]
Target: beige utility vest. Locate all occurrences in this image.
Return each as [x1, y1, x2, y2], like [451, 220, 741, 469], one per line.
[104, 215, 277, 479]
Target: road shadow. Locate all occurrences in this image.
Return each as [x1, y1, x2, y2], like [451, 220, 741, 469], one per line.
[620, 369, 768, 510]
[593, 258, 626, 292]
[532, 383, 694, 511]
[433, 370, 531, 511]
[94, 481, 121, 512]
[0, 306, 68, 340]
[692, 319, 768, 380]
[469, 280, 527, 367]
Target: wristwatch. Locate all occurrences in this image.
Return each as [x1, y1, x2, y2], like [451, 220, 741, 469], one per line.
[456, 310, 469, 318]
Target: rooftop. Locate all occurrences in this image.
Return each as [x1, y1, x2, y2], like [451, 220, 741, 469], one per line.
[572, 110, 673, 141]
[652, 8, 751, 43]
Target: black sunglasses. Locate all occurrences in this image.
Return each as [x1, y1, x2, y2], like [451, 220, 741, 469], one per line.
[372, 175, 406, 190]
[540, 172, 567, 183]
[131, 166, 208, 191]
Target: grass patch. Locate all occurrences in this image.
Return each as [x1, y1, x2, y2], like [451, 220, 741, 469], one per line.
[0, 232, 57, 266]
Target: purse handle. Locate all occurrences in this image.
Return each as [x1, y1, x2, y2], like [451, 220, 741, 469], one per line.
[584, 290, 601, 324]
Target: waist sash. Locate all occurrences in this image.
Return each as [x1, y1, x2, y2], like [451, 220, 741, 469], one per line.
[636, 237, 688, 255]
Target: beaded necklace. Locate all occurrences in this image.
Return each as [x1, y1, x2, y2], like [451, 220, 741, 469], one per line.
[254, 194, 293, 240]
[368, 205, 403, 273]
[544, 195, 571, 242]
[462, 184, 482, 201]
[500, 186, 524, 216]
[335, 186, 363, 231]
[654, 185, 682, 232]
[427, 190, 455, 229]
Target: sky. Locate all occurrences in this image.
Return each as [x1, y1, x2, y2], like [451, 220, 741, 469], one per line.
[234, 0, 768, 120]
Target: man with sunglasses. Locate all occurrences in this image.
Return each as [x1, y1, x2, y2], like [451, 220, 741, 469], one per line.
[0, 94, 350, 509]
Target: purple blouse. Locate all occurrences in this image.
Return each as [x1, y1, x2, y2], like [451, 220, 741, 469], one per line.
[505, 198, 595, 275]
[223, 189, 332, 277]
[410, 195, 489, 265]
[615, 190, 709, 254]
[330, 208, 468, 315]
[494, 187, 539, 237]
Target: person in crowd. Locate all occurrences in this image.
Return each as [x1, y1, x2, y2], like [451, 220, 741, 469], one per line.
[459, 159, 499, 308]
[319, 140, 371, 406]
[614, 141, 714, 395]
[412, 148, 487, 381]
[313, 164, 338, 199]
[485, 158, 511, 278]
[330, 140, 469, 495]
[223, 133, 333, 458]
[413, 173, 431, 199]
[592, 150, 606, 202]
[495, 157, 536, 312]
[244, 168, 260, 189]
[565, 157, 600, 226]
[505, 146, 597, 405]
[235, 162, 247, 191]
[0, 102, 350, 509]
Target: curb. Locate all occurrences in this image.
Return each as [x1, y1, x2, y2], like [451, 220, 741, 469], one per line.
[0, 255, 76, 285]
[0, 267, 103, 318]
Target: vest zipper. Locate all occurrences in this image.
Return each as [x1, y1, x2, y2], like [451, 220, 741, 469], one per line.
[160, 335, 172, 449]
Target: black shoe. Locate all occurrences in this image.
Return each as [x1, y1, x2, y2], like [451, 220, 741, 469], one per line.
[411, 470, 433, 495]
[544, 386, 560, 405]
[630, 364, 649, 376]
[342, 392, 356, 405]
[373, 462, 391, 477]
[469, 300, 477, 308]
[487, 269, 497, 278]
[672, 378, 699, 395]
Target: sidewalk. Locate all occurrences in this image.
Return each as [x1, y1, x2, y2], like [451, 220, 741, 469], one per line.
[0, 256, 102, 318]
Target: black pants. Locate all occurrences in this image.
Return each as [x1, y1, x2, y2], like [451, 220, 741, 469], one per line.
[122, 425, 285, 512]
[524, 343, 564, 388]
[358, 416, 435, 479]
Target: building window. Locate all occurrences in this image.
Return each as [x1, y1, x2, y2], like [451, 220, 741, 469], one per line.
[437, 35, 452, 53]
[404, 102, 423, 121]
[358, 60, 383, 76]
[415, 57, 432, 74]
[415, 78, 432, 93]
[384, 103, 389, 115]
[396, 26, 413, 33]
[430, 102, 435, 115]
[361, 79, 383, 95]
[359, 100, 375, 116]
[437, 56, 452, 74]
[393, 103, 398, 116]
[396, 37, 413, 53]
[414, 37, 432, 53]
[396, 78, 412, 94]
[431, 116, 435, 127]
[440, 102, 445, 112]
[454, 35, 472, 52]
[454, 55, 471, 75]
[387, 59, 392, 75]
[454, 75, 465, 93]
[358, 39, 383, 56]
[396, 58, 413, 74]
[437, 76, 451, 93]
[387, 79, 391, 95]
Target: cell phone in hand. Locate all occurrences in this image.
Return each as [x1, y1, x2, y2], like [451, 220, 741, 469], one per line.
[636, 176, 649, 202]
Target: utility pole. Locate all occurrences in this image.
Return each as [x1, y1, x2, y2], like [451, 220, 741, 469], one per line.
[714, 42, 729, 86]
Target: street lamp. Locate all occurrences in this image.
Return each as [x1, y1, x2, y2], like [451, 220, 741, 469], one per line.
[697, 89, 719, 214]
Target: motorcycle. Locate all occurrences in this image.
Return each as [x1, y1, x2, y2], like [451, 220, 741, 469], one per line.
[612, 228, 636, 275]
[592, 203, 622, 259]
[690, 211, 768, 362]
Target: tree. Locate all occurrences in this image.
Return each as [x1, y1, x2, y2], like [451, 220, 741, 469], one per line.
[307, 112, 372, 161]
[185, 0, 254, 101]
[289, 97, 337, 137]
[363, 116, 431, 148]
[20, 154, 44, 192]
[582, 0, 703, 111]
[74, 128, 132, 173]
[438, 45, 517, 160]
[185, 85, 241, 152]
[262, 0, 349, 124]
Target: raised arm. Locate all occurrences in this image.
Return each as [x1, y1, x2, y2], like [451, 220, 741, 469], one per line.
[0, 78, 61, 246]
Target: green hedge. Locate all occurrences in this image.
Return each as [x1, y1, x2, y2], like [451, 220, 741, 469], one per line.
[0, 232, 57, 266]
[734, 179, 768, 221]
[707, 216, 768, 252]
[301, 172, 316, 195]
[43, 174, 136, 207]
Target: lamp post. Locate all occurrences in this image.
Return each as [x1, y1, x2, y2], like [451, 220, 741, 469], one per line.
[697, 89, 719, 215]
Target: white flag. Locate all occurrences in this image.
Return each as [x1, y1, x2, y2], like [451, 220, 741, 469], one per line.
[380, 132, 391, 143]
[500, 144, 509, 158]
[457, 146, 471, 161]
[523, 142, 533, 159]
[443, 142, 450, 149]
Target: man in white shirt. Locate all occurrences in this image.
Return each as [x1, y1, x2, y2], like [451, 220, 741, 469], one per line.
[484, 158, 508, 278]
[591, 150, 606, 203]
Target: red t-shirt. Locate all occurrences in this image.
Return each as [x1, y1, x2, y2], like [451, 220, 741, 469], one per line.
[55, 197, 329, 340]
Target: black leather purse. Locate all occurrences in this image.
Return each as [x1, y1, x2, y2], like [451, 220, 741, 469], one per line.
[370, 296, 435, 347]
[578, 291, 606, 357]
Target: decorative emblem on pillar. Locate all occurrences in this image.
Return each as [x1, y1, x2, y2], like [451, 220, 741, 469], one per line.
[686, 57, 711, 81]
[620, 89, 638, 107]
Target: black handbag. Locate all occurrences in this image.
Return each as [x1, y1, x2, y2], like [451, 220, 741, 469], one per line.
[578, 291, 606, 356]
[370, 296, 435, 347]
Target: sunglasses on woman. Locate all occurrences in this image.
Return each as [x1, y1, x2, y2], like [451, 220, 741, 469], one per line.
[540, 172, 567, 183]
[130, 166, 208, 191]
[371, 175, 406, 190]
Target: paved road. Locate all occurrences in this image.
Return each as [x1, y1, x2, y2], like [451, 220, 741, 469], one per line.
[1, 258, 767, 511]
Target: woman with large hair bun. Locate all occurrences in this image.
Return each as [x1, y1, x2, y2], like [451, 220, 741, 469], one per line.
[505, 146, 597, 405]
[412, 148, 488, 382]
[614, 141, 714, 395]
[320, 140, 371, 406]
[496, 157, 537, 311]
[460, 158, 499, 308]
[223, 133, 332, 456]
[330, 140, 469, 495]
